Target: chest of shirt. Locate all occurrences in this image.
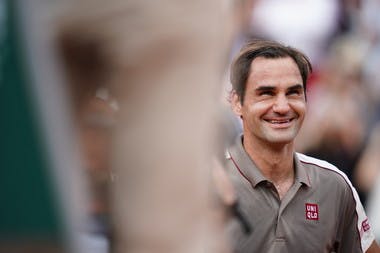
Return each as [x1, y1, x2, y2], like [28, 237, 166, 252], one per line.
[228, 177, 345, 252]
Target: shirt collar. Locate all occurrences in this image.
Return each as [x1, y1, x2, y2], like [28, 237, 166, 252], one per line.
[227, 135, 267, 188]
[294, 153, 312, 187]
[227, 135, 311, 188]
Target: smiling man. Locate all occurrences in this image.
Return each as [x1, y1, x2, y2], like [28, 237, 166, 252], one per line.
[225, 39, 379, 252]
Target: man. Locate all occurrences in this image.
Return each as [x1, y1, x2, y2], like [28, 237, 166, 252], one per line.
[225, 39, 380, 252]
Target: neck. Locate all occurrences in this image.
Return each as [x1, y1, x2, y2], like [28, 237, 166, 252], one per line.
[243, 137, 295, 184]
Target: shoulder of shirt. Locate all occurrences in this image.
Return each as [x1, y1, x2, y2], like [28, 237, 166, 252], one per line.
[297, 152, 375, 252]
[296, 152, 352, 186]
[296, 152, 339, 171]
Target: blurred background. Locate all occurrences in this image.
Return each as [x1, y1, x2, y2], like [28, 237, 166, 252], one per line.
[1, 0, 380, 252]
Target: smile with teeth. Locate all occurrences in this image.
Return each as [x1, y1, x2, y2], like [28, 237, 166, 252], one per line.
[265, 118, 293, 124]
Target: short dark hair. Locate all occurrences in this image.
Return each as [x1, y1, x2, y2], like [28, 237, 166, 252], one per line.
[230, 39, 312, 103]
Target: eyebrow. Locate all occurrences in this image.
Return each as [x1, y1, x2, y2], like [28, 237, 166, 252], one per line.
[287, 84, 304, 91]
[255, 86, 275, 92]
[255, 84, 304, 92]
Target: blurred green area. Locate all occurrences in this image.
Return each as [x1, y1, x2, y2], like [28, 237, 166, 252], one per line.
[0, 0, 63, 250]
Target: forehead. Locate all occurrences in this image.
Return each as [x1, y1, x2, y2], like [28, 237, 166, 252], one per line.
[247, 56, 302, 87]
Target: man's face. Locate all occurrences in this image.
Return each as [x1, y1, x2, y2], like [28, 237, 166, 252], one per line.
[232, 56, 306, 146]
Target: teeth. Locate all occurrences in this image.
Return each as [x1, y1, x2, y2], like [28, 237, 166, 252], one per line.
[268, 119, 290, 124]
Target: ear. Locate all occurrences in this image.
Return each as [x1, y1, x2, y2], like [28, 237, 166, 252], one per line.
[231, 90, 243, 117]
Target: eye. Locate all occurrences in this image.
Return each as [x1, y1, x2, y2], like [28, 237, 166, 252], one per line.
[287, 88, 303, 96]
[258, 90, 275, 96]
[287, 90, 299, 95]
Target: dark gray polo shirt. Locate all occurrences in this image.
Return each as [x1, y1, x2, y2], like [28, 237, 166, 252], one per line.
[225, 136, 375, 253]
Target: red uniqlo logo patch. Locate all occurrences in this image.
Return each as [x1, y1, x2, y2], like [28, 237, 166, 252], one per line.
[362, 218, 370, 232]
[305, 203, 319, 220]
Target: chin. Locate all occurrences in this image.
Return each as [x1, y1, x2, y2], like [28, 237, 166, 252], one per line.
[266, 138, 292, 145]
[265, 133, 297, 145]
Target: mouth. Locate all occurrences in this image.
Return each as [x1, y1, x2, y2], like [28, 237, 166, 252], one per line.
[264, 118, 295, 128]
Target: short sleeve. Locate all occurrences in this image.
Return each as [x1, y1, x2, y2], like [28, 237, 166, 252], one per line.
[340, 183, 375, 252]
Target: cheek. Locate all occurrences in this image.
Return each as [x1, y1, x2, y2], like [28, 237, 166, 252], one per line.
[291, 100, 307, 116]
[243, 100, 272, 115]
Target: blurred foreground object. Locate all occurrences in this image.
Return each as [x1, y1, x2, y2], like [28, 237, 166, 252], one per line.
[1, 0, 240, 252]
[56, 0, 237, 252]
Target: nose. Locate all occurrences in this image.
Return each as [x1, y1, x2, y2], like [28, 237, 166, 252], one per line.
[273, 94, 290, 114]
